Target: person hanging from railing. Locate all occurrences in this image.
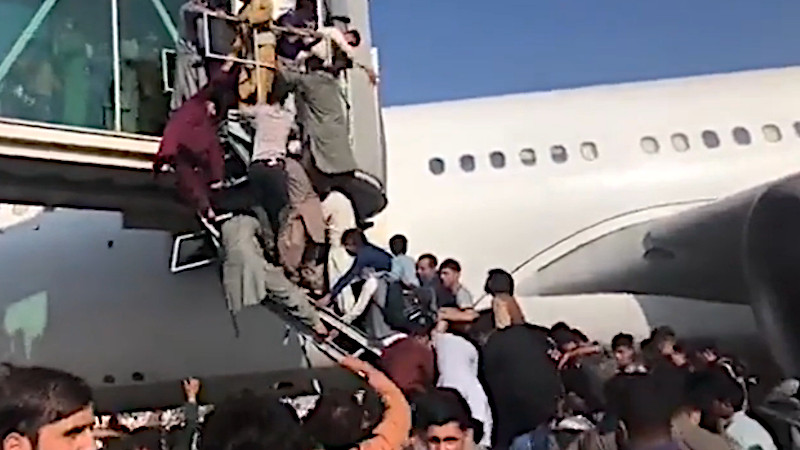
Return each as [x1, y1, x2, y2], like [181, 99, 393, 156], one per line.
[272, 23, 378, 178]
[240, 88, 327, 295]
[211, 177, 331, 339]
[172, 0, 214, 111]
[154, 64, 239, 221]
[236, 0, 277, 106]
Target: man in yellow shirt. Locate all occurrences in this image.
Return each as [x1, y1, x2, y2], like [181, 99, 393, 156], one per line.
[238, 0, 276, 104]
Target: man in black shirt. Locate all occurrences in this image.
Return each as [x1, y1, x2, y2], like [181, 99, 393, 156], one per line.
[481, 323, 562, 449]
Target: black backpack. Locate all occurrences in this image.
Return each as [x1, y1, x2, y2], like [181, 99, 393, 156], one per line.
[383, 282, 436, 332]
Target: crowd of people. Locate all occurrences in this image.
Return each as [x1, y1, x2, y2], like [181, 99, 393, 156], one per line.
[1, 250, 792, 450]
[152, 0, 390, 339]
[0, 2, 796, 450]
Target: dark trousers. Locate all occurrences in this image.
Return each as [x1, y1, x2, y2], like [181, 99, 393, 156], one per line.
[249, 161, 290, 234]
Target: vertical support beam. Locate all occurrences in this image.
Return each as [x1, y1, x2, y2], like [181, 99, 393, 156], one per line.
[316, 0, 326, 27]
[0, 0, 60, 84]
[112, 0, 123, 131]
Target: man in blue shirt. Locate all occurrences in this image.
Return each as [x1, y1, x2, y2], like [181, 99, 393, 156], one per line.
[388, 234, 420, 289]
[318, 229, 394, 337]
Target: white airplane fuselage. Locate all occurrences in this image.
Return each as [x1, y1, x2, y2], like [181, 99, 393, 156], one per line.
[378, 66, 800, 301]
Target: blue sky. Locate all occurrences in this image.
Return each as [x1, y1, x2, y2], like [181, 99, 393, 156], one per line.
[371, 0, 800, 106]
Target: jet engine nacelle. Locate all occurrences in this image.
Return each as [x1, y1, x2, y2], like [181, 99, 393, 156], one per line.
[520, 173, 800, 375]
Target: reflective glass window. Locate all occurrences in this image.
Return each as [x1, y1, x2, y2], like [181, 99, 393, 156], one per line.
[701, 130, 720, 149]
[0, 0, 112, 129]
[671, 133, 690, 152]
[489, 151, 506, 169]
[429, 157, 444, 175]
[580, 142, 598, 161]
[762, 124, 782, 143]
[640, 137, 660, 154]
[118, 0, 188, 135]
[520, 148, 536, 166]
[550, 145, 568, 163]
[733, 127, 752, 145]
[460, 154, 475, 172]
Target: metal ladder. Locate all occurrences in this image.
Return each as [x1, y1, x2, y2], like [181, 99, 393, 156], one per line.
[172, 213, 383, 365]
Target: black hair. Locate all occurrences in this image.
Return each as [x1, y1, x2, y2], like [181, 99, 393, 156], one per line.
[0, 364, 93, 443]
[417, 254, 438, 268]
[571, 328, 589, 343]
[341, 228, 366, 247]
[686, 368, 745, 413]
[484, 269, 514, 296]
[612, 333, 635, 351]
[612, 372, 680, 437]
[303, 388, 384, 450]
[389, 235, 408, 255]
[116, 428, 161, 450]
[550, 328, 579, 350]
[439, 259, 461, 273]
[200, 392, 316, 450]
[413, 388, 476, 435]
[551, 322, 571, 333]
[640, 337, 663, 368]
[345, 29, 362, 47]
[407, 317, 436, 338]
[651, 326, 676, 349]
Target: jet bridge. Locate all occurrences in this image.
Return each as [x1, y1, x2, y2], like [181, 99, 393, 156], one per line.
[0, 0, 386, 232]
[0, 0, 389, 411]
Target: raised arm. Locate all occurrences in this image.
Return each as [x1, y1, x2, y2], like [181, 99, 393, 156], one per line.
[324, 28, 378, 84]
[340, 357, 411, 450]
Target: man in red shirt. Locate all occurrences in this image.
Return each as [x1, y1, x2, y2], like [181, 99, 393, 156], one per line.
[378, 321, 436, 398]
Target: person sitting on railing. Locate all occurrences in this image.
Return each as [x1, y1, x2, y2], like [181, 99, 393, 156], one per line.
[154, 64, 239, 220]
[317, 229, 394, 339]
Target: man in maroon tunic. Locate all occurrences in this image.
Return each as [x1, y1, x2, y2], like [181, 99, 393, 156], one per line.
[155, 66, 239, 219]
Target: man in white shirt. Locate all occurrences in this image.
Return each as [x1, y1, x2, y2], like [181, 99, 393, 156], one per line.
[727, 411, 777, 450]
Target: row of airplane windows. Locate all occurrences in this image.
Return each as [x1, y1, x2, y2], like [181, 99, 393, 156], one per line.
[428, 142, 599, 175]
[427, 122, 800, 175]
[642, 122, 799, 153]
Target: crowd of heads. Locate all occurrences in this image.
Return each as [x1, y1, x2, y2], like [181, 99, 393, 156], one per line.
[1, 234, 785, 450]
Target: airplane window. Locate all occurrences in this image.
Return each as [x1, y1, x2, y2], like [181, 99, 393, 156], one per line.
[490, 151, 506, 169]
[460, 155, 476, 172]
[520, 148, 537, 166]
[550, 145, 568, 163]
[733, 127, 752, 145]
[763, 124, 782, 143]
[580, 142, 599, 161]
[429, 158, 445, 175]
[671, 133, 690, 152]
[701, 130, 720, 149]
[794, 122, 800, 138]
[640, 137, 660, 154]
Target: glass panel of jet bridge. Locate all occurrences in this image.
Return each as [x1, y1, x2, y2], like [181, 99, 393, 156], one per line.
[0, 0, 386, 229]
